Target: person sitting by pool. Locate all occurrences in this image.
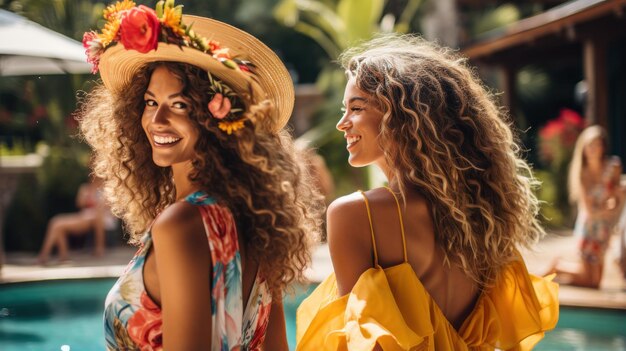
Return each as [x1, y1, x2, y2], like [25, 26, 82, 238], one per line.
[550, 126, 625, 288]
[37, 176, 116, 265]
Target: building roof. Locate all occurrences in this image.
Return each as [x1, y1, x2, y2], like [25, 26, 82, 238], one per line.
[462, 0, 626, 60]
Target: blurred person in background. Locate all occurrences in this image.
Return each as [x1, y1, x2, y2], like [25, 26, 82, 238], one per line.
[617, 194, 626, 279]
[550, 125, 626, 288]
[37, 176, 116, 265]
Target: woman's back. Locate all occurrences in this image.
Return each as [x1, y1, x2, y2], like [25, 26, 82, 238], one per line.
[299, 185, 558, 350]
[354, 187, 480, 330]
[104, 191, 272, 350]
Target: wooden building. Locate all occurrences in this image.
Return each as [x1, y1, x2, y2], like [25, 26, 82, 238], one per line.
[461, 0, 626, 157]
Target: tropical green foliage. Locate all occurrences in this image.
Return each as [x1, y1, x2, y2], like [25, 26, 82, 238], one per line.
[275, 0, 422, 92]
[471, 3, 519, 36]
[5, 0, 104, 39]
[514, 63, 585, 228]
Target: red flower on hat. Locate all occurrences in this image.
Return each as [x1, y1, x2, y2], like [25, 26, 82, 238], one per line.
[119, 5, 160, 53]
[208, 40, 221, 53]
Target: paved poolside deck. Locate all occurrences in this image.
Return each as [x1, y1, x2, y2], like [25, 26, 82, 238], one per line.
[1, 232, 625, 310]
[520, 232, 626, 310]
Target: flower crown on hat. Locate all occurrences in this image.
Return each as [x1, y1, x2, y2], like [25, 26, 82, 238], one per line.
[83, 0, 255, 134]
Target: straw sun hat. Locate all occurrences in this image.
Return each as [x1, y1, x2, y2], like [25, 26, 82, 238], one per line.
[83, 1, 294, 133]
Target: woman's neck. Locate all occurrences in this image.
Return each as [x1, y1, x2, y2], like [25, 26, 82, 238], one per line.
[171, 161, 201, 201]
[377, 160, 394, 186]
[587, 157, 604, 173]
[387, 177, 400, 192]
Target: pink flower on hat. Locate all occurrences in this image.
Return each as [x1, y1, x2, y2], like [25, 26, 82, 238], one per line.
[208, 94, 232, 119]
[119, 5, 160, 53]
[82, 31, 104, 73]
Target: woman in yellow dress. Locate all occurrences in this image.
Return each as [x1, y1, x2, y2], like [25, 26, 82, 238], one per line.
[297, 34, 559, 350]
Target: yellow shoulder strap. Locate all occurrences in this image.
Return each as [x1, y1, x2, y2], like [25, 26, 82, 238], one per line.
[383, 186, 409, 262]
[358, 190, 380, 268]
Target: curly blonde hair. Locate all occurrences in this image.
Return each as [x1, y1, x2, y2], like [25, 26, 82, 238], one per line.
[78, 62, 324, 295]
[341, 34, 544, 287]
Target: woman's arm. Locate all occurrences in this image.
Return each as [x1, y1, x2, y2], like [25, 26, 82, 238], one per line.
[262, 299, 289, 351]
[580, 181, 624, 221]
[327, 194, 374, 296]
[151, 202, 213, 349]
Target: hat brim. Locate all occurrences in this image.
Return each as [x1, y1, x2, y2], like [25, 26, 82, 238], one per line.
[98, 15, 294, 132]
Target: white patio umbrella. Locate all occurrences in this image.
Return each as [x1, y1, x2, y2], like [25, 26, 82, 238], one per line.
[0, 9, 91, 76]
[0, 10, 93, 270]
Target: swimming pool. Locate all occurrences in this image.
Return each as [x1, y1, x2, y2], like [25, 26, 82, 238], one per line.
[1, 278, 625, 350]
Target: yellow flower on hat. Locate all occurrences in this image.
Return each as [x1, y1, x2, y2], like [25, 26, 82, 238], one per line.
[103, 0, 135, 20]
[99, 0, 136, 47]
[161, 5, 185, 36]
[98, 17, 121, 47]
[218, 119, 246, 135]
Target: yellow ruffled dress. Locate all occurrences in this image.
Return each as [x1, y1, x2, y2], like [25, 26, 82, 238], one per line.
[296, 190, 559, 351]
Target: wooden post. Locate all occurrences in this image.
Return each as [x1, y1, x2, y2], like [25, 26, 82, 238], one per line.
[583, 38, 608, 127]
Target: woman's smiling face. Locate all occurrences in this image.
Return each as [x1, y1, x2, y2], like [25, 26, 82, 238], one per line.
[336, 77, 386, 168]
[141, 65, 200, 168]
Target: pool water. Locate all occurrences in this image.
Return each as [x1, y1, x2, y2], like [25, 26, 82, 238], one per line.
[0, 279, 113, 350]
[534, 307, 626, 350]
[1, 279, 625, 350]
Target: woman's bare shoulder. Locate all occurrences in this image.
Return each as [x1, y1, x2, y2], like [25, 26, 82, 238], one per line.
[149, 202, 211, 288]
[326, 192, 372, 249]
[327, 191, 366, 215]
[326, 192, 376, 294]
[151, 201, 205, 245]
[327, 188, 400, 223]
[362, 187, 397, 203]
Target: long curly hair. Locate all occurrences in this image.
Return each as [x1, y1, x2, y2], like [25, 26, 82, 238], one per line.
[78, 62, 324, 295]
[340, 34, 544, 287]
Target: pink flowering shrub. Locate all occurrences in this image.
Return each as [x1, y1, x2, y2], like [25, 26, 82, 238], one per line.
[538, 108, 585, 166]
[536, 108, 586, 226]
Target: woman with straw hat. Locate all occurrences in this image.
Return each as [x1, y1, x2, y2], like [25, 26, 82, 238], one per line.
[78, 1, 323, 349]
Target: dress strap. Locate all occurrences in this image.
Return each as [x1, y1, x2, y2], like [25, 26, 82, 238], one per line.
[383, 186, 408, 263]
[358, 190, 380, 268]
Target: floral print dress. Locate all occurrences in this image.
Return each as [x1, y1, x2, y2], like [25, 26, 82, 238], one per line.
[104, 191, 272, 350]
[575, 158, 623, 264]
